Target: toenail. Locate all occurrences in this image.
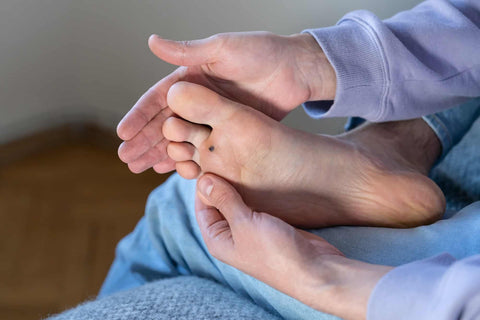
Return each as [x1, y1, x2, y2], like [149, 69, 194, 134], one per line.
[208, 146, 215, 152]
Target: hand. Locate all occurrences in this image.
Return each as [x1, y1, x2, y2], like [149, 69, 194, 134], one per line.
[195, 173, 392, 320]
[116, 32, 336, 173]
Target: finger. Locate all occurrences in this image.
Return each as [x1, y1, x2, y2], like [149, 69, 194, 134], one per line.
[162, 116, 210, 148]
[194, 193, 234, 260]
[196, 173, 251, 223]
[127, 140, 171, 174]
[175, 161, 201, 180]
[167, 81, 241, 127]
[118, 111, 172, 163]
[148, 34, 223, 66]
[116, 70, 180, 141]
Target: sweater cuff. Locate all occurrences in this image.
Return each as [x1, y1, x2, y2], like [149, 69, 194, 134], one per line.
[302, 14, 388, 121]
[367, 254, 455, 320]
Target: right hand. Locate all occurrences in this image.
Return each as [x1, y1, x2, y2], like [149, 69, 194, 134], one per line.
[116, 32, 336, 173]
[195, 173, 390, 320]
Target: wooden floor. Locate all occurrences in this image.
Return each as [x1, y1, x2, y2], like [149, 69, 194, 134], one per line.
[0, 133, 169, 319]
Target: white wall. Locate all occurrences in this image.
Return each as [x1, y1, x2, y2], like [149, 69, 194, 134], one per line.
[0, 1, 78, 143]
[0, 0, 422, 144]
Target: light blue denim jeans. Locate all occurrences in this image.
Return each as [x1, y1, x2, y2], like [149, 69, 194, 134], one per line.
[99, 99, 480, 320]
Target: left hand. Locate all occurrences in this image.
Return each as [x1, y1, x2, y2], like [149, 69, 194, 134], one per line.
[116, 32, 335, 174]
[195, 173, 392, 320]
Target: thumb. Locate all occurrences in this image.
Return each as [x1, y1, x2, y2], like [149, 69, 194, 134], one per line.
[195, 174, 251, 261]
[194, 190, 235, 262]
[197, 174, 252, 224]
[148, 34, 223, 66]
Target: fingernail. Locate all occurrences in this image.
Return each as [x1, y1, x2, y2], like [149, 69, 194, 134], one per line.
[199, 177, 213, 197]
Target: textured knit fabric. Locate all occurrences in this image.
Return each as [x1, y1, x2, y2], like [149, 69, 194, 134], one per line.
[303, 0, 480, 122]
[46, 276, 280, 320]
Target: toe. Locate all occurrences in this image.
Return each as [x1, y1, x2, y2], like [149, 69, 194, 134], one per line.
[166, 81, 241, 127]
[167, 142, 199, 163]
[163, 117, 210, 148]
[176, 161, 201, 179]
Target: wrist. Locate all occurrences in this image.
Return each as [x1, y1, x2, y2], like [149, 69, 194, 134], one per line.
[300, 255, 392, 320]
[289, 33, 336, 101]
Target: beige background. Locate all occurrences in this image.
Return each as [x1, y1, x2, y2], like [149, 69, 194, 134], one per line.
[0, 0, 422, 144]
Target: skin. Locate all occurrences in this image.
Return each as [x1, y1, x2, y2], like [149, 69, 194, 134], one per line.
[116, 31, 444, 228]
[115, 31, 447, 317]
[162, 81, 445, 228]
[116, 32, 335, 174]
[195, 173, 393, 320]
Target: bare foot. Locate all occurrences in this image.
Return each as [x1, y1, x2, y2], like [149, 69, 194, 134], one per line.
[163, 82, 445, 228]
[116, 32, 334, 174]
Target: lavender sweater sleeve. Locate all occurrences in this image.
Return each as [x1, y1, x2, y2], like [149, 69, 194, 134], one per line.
[303, 0, 480, 121]
[368, 254, 480, 319]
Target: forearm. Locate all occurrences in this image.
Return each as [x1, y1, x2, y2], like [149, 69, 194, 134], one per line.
[288, 33, 337, 102]
[298, 255, 392, 320]
[307, 253, 480, 320]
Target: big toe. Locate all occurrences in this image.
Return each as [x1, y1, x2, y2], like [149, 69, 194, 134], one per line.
[166, 81, 240, 126]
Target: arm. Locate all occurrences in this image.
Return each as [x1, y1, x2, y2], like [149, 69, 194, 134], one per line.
[304, 0, 480, 121]
[116, 32, 335, 174]
[369, 254, 480, 320]
[194, 173, 390, 320]
[195, 173, 480, 320]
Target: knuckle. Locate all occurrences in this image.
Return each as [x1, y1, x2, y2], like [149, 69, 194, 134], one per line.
[179, 40, 193, 64]
[213, 189, 232, 210]
[210, 33, 228, 56]
[141, 127, 156, 147]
